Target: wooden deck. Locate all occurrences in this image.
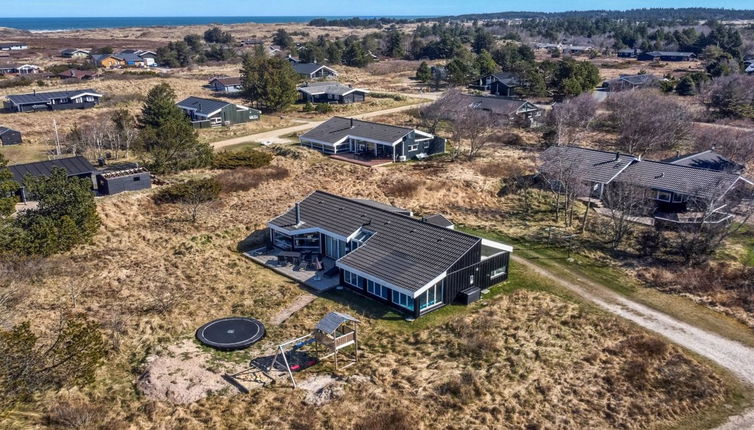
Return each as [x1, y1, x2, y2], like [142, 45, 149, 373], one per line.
[243, 248, 340, 292]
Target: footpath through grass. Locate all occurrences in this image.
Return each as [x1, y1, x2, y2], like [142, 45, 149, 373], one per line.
[458, 226, 754, 350]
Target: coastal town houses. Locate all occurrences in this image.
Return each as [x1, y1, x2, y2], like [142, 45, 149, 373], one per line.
[61, 48, 91, 59]
[3, 89, 103, 113]
[300, 117, 445, 163]
[261, 190, 512, 318]
[638, 51, 696, 61]
[539, 145, 753, 225]
[176, 96, 261, 128]
[473, 72, 521, 97]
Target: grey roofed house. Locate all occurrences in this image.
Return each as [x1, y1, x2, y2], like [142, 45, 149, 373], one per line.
[638, 51, 696, 61]
[664, 149, 745, 174]
[176, 96, 260, 128]
[457, 94, 541, 122]
[300, 117, 444, 162]
[302, 117, 415, 146]
[4, 89, 103, 112]
[8, 156, 95, 184]
[267, 191, 512, 317]
[293, 63, 338, 78]
[619, 74, 657, 86]
[176, 96, 231, 117]
[0, 126, 22, 145]
[617, 159, 745, 200]
[540, 145, 637, 185]
[209, 76, 243, 93]
[297, 82, 368, 104]
[61, 48, 91, 58]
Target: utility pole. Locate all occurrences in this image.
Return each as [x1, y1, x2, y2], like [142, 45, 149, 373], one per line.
[52, 119, 62, 157]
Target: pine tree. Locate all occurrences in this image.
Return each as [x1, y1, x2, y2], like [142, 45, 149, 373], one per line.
[240, 56, 299, 112]
[343, 42, 369, 67]
[676, 75, 697, 96]
[140, 118, 213, 174]
[474, 50, 497, 77]
[140, 83, 185, 129]
[416, 61, 431, 83]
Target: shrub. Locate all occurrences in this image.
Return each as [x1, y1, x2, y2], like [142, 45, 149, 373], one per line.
[315, 103, 333, 114]
[212, 148, 273, 169]
[153, 178, 220, 204]
[354, 409, 412, 430]
[46, 396, 107, 429]
[303, 101, 315, 112]
[384, 179, 421, 198]
[0, 77, 33, 89]
[215, 166, 289, 193]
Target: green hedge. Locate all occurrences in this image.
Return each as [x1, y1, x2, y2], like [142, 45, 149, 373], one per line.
[211, 148, 273, 170]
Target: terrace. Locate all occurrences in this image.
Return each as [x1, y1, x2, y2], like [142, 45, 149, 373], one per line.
[243, 247, 340, 292]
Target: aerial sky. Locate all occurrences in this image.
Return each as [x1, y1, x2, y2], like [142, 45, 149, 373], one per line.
[4, 0, 753, 17]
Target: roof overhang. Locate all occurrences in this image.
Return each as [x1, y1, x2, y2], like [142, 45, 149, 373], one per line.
[335, 261, 419, 298]
[268, 223, 350, 242]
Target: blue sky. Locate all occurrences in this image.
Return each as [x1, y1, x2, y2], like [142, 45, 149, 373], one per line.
[4, 0, 753, 17]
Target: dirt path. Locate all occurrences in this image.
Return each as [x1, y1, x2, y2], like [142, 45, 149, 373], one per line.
[211, 100, 433, 150]
[269, 293, 317, 326]
[513, 255, 754, 384]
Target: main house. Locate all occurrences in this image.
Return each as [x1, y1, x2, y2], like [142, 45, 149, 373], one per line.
[293, 63, 338, 80]
[540, 146, 753, 225]
[638, 51, 696, 62]
[0, 42, 28, 51]
[299, 117, 445, 162]
[4, 89, 103, 113]
[209, 76, 243, 94]
[297, 82, 368, 104]
[265, 191, 512, 318]
[473, 72, 521, 97]
[176, 96, 261, 128]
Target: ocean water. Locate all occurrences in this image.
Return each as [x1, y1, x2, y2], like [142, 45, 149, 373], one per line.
[0, 16, 429, 32]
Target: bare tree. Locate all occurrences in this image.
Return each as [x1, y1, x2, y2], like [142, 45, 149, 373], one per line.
[548, 93, 599, 146]
[539, 148, 590, 226]
[605, 89, 691, 156]
[674, 178, 753, 265]
[600, 180, 649, 249]
[416, 89, 464, 134]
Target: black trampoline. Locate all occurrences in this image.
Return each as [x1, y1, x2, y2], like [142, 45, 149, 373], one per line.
[196, 317, 266, 351]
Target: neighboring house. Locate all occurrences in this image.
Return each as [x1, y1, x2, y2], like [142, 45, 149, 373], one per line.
[287, 55, 301, 64]
[561, 45, 593, 55]
[539, 145, 753, 225]
[116, 50, 156, 67]
[91, 54, 126, 68]
[638, 51, 696, 61]
[95, 167, 151, 195]
[0, 126, 22, 145]
[663, 148, 745, 174]
[176, 96, 261, 128]
[473, 72, 521, 97]
[208, 76, 243, 94]
[293, 63, 338, 79]
[0, 43, 28, 51]
[617, 48, 642, 58]
[456, 94, 542, 125]
[242, 38, 264, 47]
[606, 74, 659, 92]
[57, 69, 97, 80]
[299, 117, 445, 162]
[8, 156, 96, 202]
[61, 48, 91, 58]
[0, 64, 41, 75]
[264, 191, 513, 318]
[4, 89, 103, 113]
[297, 82, 368, 104]
[421, 213, 454, 229]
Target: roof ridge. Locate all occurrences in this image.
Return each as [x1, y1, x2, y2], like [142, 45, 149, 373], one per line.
[333, 116, 413, 132]
[8, 155, 88, 168]
[638, 158, 741, 176]
[312, 190, 484, 242]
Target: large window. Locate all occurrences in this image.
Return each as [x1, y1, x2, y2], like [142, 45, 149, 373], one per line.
[392, 290, 414, 311]
[367, 279, 390, 299]
[419, 281, 444, 311]
[325, 235, 349, 259]
[343, 270, 364, 289]
[272, 230, 292, 250]
[294, 233, 320, 249]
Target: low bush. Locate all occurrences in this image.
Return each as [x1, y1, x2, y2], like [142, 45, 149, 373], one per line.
[315, 103, 333, 114]
[212, 148, 273, 169]
[370, 92, 405, 101]
[153, 178, 220, 205]
[0, 77, 34, 89]
[354, 409, 412, 430]
[366, 60, 419, 75]
[215, 166, 289, 193]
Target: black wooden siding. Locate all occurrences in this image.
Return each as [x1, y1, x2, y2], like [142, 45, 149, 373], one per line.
[96, 172, 151, 195]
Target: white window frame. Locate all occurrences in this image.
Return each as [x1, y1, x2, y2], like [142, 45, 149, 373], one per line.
[408, 144, 419, 151]
[392, 290, 414, 311]
[656, 191, 672, 202]
[490, 266, 507, 279]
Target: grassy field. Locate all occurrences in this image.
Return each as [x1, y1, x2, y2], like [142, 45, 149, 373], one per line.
[2, 151, 751, 429]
